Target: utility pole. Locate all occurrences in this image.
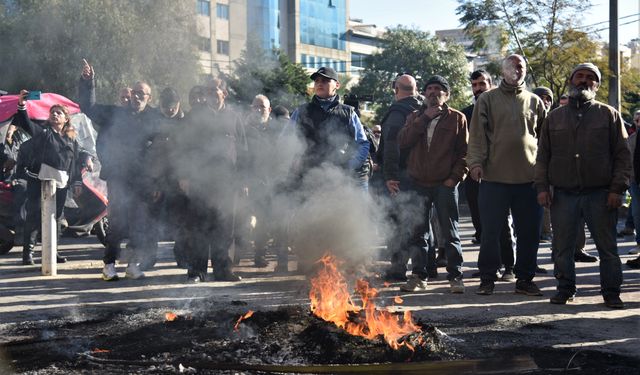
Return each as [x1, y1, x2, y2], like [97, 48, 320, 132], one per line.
[608, 0, 620, 112]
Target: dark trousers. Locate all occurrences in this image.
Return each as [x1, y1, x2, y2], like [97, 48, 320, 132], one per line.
[478, 181, 541, 282]
[464, 176, 481, 241]
[23, 177, 67, 251]
[185, 200, 234, 279]
[103, 180, 157, 265]
[551, 189, 622, 297]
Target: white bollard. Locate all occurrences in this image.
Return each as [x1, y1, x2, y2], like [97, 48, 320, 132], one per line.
[41, 180, 57, 276]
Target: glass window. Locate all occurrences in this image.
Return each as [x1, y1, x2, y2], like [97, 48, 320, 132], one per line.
[199, 37, 211, 52]
[299, 0, 346, 50]
[217, 40, 230, 55]
[351, 52, 367, 68]
[216, 3, 229, 19]
[197, 0, 210, 16]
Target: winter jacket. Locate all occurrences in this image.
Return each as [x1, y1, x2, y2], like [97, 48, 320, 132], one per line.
[467, 80, 546, 184]
[397, 104, 468, 187]
[535, 98, 630, 194]
[380, 95, 422, 181]
[289, 95, 369, 171]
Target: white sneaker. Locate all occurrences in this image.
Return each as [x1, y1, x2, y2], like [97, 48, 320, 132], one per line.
[125, 263, 145, 279]
[629, 246, 640, 255]
[449, 278, 465, 294]
[400, 274, 427, 292]
[102, 263, 119, 281]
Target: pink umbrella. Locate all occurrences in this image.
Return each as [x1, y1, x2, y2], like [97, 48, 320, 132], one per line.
[0, 93, 81, 122]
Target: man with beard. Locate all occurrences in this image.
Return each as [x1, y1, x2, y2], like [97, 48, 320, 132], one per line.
[535, 63, 630, 308]
[463, 70, 517, 281]
[468, 54, 547, 296]
[397, 75, 467, 293]
[79, 60, 162, 281]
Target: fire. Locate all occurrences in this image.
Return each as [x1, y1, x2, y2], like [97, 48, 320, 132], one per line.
[165, 312, 178, 322]
[309, 254, 422, 351]
[234, 310, 254, 331]
[91, 348, 110, 353]
[394, 296, 403, 304]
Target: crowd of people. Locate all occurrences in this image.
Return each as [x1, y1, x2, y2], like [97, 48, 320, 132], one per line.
[5, 55, 639, 309]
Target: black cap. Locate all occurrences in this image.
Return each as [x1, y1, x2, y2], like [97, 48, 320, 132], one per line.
[310, 67, 339, 82]
[160, 87, 181, 107]
[533, 87, 554, 103]
[423, 75, 450, 93]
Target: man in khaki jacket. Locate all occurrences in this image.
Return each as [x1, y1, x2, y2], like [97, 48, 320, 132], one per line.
[467, 54, 547, 297]
[535, 63, 630, 308]
[397, 75, 467, 294]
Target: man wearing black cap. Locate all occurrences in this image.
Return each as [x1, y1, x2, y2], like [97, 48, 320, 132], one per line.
[396, 75, 468, 293]
[535, 62, 630, 308]
[289, 66, 370, 188]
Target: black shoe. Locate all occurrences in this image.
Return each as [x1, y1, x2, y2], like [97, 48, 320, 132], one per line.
[56, 255, 67, 263]
[500, 269, 515, 282]
[476, 280, 495, 295]
[22, 253, 34, 265]
[603, 295, 624, 309]
[515, 280, 543, 296]
[187, 275, 204, 284]
[427, 269, 438, 280]
[274, 262, 288, 274]
[471, 237, 480, 245]
[550, 291, 575, 304]
[471, 270, 481, 278]
[214, 269, 241, 282]
[535, 266, 548, 274]
[539, 234, 552, 243]
[574, 249, 598, 263]
[383, 271, 408, 282]
[626, 257, 640, 269]
[254, 256, 269, 268]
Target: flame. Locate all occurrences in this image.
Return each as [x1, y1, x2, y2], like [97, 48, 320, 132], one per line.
[165, 312, 178, 322]
[394, 296, 404, 304]
[309, 253, 422, 351]
[91, 348, 110, 353]
[234, 310, 254, 331]
[383, 281, 391, 288]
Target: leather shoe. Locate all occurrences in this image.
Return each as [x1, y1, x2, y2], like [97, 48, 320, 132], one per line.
[214, 269, 241, 282]
[56, 255, 67, 263]
[550, 292, 575, 304]
[626, 257, 640, 269]
[603, 295, 624, 309]
[574, 249, 598, 262]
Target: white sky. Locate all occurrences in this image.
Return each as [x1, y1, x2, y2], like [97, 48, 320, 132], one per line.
[350, 0, 639, 45]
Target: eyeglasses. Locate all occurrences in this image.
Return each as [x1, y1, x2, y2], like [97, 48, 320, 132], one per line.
[373, 131, 381, 135]
[132, 90, 150, 99]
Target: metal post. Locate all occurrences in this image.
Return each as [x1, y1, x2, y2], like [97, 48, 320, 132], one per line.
[41, 180, 57, 276]
[608, 0, 620, 112]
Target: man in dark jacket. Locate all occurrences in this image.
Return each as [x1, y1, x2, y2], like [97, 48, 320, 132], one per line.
[79, 60, 162, 281]
[397, 75, 468, 293]
[536, 63, 630, 308]
[379, 74, 423, 282]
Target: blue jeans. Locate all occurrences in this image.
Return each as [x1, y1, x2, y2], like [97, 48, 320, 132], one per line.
[407, 182, 463, 280]
[551, 189, 622, 297]
[629, 183, 640, 244]
[478, 182, 542, 282]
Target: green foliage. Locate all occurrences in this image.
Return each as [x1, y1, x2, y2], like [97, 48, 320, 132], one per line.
[222, 39, 310, 111]
[0, 0, 200, 105]
[349, 26, 470, 122]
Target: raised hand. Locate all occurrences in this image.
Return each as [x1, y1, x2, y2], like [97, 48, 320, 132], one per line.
[81, 58, 94, 80]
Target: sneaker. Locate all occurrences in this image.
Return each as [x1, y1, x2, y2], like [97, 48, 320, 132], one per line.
[500, 269, 515, 282]
[125, 263, 145, 279]
[627, 257, 640, 269]
[449, 278, 465, 294]
[400, 274, 427, 292]
[102, 263, 119, 281]
[550, 291, 575, 304]
[476, 280, 495, 295]
[574, 249, 598, 262]
[603, 295, 624, 309]
[629, 246, 640, 255]
[515, 280, 543, 296]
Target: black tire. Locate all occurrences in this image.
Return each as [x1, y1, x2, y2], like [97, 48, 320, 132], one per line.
[93, 217, 109, 247]
[0, 229, 15, 255]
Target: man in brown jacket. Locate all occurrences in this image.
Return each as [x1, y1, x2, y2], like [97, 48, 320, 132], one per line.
[397, 75, 468, 293]
[535, 63, 630, 308]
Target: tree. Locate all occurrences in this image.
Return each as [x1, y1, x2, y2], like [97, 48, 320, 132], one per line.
[349, 26, 470, 122]
[222, 39, 310, 110]
[0, 0, 200, 104]
[457, 0, 595, 100]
